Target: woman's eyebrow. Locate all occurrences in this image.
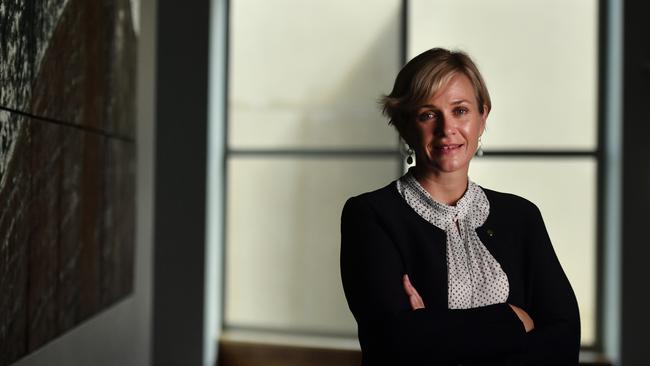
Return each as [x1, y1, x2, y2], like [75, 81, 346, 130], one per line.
[418, 100, 470, 109]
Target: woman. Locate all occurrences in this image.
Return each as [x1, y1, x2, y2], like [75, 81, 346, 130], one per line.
[340, 48, 580, 365]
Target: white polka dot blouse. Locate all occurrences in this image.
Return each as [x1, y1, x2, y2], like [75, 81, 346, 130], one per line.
[396, 171, 510, 309]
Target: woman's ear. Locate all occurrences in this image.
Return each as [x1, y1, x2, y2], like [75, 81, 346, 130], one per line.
[397, 122, 413, 147]
[403, 134, 418, 151]
[480, 104, 489, 133]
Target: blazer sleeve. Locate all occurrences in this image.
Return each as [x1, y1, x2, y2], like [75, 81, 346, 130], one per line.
[514, 203, 581, 365]
[340, 196, 527, 364]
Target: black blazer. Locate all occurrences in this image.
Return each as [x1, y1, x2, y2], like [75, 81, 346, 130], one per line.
[340, 181, 580, 365]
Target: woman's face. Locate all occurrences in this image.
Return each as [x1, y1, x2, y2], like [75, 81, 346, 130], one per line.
[406, 73, 487, 176]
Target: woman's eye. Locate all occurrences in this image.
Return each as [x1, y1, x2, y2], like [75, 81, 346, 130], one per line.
[417, 112, 436, 122]
[455, 107, 469, 116]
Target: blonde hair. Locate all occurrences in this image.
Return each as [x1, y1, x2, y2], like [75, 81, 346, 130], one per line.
[381, 48, 491, 138]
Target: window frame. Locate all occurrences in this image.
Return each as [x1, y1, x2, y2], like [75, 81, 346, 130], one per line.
[221, 0, 607, 352]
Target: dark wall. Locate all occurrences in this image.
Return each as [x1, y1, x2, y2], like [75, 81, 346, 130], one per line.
[621, 0, 650, 365]
[0, 1, 136, 364]
[152, 0, 211, 364]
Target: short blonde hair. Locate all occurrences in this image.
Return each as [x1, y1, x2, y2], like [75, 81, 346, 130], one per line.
[381, 48, 491, 138]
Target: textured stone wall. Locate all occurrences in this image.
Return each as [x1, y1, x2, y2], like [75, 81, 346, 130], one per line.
[0, 0, 136, 364]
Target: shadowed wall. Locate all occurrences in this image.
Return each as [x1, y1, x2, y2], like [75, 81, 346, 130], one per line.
[0, 0, 136, 364]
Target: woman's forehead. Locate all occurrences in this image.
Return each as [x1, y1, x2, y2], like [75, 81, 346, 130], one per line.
[414, 73, 479, 108]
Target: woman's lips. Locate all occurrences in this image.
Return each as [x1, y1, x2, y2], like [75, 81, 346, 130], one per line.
[434, 144, 463, 154]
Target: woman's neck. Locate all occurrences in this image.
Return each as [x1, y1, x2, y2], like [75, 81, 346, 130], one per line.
[411, 166, 469, 205]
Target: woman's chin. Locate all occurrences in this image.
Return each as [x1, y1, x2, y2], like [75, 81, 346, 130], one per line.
[418, 160, 469, 175]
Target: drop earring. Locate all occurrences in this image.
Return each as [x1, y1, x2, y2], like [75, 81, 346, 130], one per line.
[476, 137, 484, 157]
[406, 148, 414, 165]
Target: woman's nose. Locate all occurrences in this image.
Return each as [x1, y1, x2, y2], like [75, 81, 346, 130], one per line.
[434, 113, 456, 136]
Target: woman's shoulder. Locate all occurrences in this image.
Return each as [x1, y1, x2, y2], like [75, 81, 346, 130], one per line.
[342, 181, 402, 215]
[479, 185, 542, 218]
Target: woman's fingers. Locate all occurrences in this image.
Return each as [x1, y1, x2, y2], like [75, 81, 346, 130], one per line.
[403, 274, 425, 310]
[508, 304, 535, 332]
[411, 294, 424, 309]
[402, 274, 415, 294]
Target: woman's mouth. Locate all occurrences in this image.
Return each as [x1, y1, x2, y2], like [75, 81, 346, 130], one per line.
[434, 144, 463, 154]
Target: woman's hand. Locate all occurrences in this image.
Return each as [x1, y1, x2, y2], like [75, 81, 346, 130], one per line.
[402, 274, 425, 310]
[509, 304, 535, 332]
[403, 275, 534, 333]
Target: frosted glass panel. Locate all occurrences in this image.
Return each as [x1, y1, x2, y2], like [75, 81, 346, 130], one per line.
[469, 157, 596, 345]
[229, 0, 401, 149]
[409, 0, 597, 150]
[225, 157, 400, 333]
